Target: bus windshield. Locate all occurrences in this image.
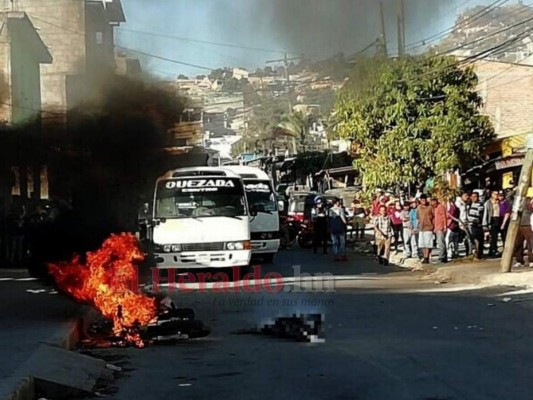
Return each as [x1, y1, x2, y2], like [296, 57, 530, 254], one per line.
[155, 177, 247, 219]
[243, 180, 277, 212]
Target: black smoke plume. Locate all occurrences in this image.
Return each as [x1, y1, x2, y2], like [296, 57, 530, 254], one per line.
[2, 72, 194, 278]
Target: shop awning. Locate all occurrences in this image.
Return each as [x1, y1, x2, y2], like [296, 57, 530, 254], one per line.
[315, 166, 357, 176]
[493, 154, 524, 171]
[275, 158, 296, 172]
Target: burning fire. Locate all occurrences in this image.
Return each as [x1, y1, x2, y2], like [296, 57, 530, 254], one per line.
[48, 233, 157, 347]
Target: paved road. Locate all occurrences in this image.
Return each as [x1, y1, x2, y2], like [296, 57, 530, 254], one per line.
[81, 249, 533, 400]
[0, 269, 80, 380]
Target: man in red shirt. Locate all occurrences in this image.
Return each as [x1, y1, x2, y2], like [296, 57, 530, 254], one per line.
[432, 197, 448, 263]
[444, 196, 460, 260]
[388, 200, 404, 254]
[372, 191, 387, 216]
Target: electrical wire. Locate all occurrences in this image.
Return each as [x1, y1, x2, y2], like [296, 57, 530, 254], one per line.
[28, 7, 533, 90]
[116, 27, 300, 56]
[406, 0, 513, 51]
[115, 45, 215, 71]
[404, 0, 476, 39]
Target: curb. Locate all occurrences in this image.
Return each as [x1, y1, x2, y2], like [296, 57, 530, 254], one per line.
[0, 377, 34, 400]
[1, 313, 84, 400]
[389, 254, 426, 271]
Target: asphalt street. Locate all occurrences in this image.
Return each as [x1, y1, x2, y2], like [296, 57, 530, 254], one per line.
[81, 248, 533, 400]
[0, 269, 80, 381]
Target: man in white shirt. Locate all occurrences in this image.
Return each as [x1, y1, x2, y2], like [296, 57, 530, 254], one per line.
[455, 192, 471, 256]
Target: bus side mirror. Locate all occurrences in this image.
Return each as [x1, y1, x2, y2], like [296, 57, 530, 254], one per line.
[138, 202, 153, 225]
[278, 200, 285, 212]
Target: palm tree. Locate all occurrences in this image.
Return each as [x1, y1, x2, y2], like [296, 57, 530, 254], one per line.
[277, 111, 312, 154]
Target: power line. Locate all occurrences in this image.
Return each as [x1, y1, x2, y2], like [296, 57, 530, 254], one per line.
[482, 67, 533, 91]
[30, 15, 84, 36]
[117, 45, 215, 71]
[116, 27, 301, 56]
[407, 0, 512, 51]
[392, 24, 533, 86]
[405, 0, 476, 38]
[438, 14, 533, 58]
[30, 14, 280, 73]
[406, 0, 514, 52]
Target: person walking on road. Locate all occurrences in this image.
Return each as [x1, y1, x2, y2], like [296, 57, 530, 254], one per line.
[467, 192, 485, 260]
[329, 199, 347, 261]
[417, 195, 434, 264]
[432, 197, 448, 263]
[498, 191, 511, 243]
[513, 197, 533, 268]
[483, 190, 501, 257]
[373, 205, 393, 266]
[312, 197, 328, 255]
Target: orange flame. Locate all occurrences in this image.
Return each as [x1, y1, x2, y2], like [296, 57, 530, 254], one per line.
[48, 233, 157, 347]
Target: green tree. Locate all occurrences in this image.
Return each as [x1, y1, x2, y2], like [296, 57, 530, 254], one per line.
[278, 111, 313, 153]
[333, 54, 495, 192]
[246, 96, 291, 152]
[208, 68, 230, 81]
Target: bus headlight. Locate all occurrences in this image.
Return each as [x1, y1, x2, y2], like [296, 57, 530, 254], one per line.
[171, 244, 181, 252]
[163, 244, 172, 253]
[226, 241, 251, 250]
[226, 242, 242, 250]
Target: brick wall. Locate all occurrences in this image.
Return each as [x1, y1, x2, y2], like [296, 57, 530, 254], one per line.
[0, 14, 13, 124]
[474, 60, 533, 138]
[17, 0, 86, 118]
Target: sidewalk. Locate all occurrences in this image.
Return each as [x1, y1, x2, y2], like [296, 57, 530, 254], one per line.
[0, 269, 82, 400]
[351, 237, 533, 290]
[388, 255, 533, 290]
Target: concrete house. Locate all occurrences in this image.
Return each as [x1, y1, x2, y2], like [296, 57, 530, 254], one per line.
[0, 11, 52, 202]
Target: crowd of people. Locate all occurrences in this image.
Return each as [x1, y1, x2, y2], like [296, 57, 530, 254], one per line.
[361, 189, 533, 268]
[0, 199, 53, 267]
[311, 197, 349, 262]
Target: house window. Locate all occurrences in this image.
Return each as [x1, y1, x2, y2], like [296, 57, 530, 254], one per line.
[96, 32, 103, 44]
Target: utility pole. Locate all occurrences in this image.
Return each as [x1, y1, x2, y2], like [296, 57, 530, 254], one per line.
[266, 53, 301, 113]
[501, 134, 533, 272]
[397, 0, 406, 56]
[242, 92, 248, 155]
[379, 2, 388, 57]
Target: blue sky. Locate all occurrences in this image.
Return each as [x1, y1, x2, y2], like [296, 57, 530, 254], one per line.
[115, 0, 504, 78]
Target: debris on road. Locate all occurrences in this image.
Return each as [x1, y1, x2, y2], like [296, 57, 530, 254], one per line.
[233, 313, 325, 343]
[26, 288, 46, 294]
[106, 363, 122, 372]
[81, 299, 211, 348]
[502, 297, 513, 303]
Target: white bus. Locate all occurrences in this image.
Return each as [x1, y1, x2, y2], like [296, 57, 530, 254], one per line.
[222, 166, 280, 263]
[150, 167, 252, 269]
